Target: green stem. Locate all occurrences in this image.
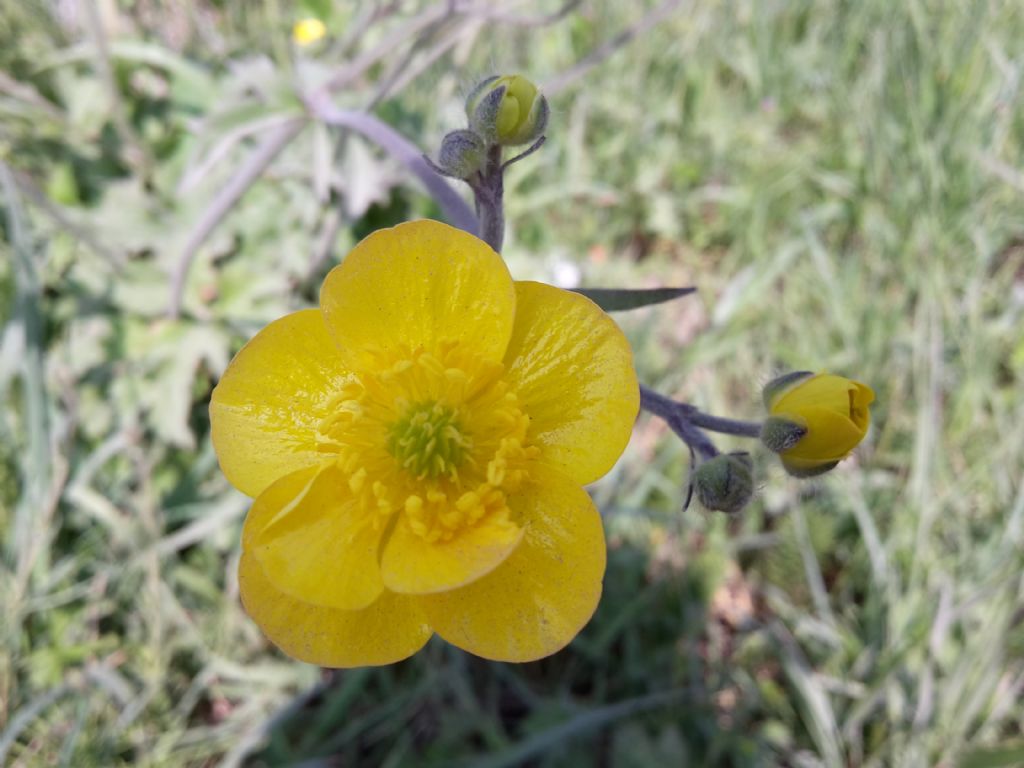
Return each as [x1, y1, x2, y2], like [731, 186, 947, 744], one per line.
[687, 409, 763, 438]
[639, 385, 718, 459]
[639, 384, 763, 457]
[474, 144, 505, 252]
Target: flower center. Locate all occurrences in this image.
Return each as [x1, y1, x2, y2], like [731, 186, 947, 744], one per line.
[314, 344, 539, 543]
[387, 402, 469, 480]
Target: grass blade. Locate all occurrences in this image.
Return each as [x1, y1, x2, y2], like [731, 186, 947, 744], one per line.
[463, 688, 692, 768]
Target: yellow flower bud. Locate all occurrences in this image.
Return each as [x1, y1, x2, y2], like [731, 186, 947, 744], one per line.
[292, 18, 327, 46]
[466, 74, 549, 146]
[763, 372, 875, 477]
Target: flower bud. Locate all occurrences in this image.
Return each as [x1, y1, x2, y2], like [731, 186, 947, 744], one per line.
[466, 75, 549, 146]
[436, 129, 486, 179]
[763, 372, 875, 477]
[693, 452, 754, 514]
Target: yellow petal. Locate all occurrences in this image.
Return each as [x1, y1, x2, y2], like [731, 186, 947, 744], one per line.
[245, 465, 384, 611]
[496, 93, 520, 136]
[849, 381, 875, 431]
[421, 466, 606, 662]
[381, 512, 523, 595]
[781, 406, 865, 461]
[503, 281, 639, 485]
[763, 371, 815, 410]
[505, 75, 538, 110]
[773, 373, 854, 416]
[239, 551, 431, 668]
[210, 309, 350, 498]
[320, 220, 516, 372]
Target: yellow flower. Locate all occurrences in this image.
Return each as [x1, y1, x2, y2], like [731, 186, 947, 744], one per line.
[292, 18, 326, 46]
[210, 220, 638, 666]
[466, 74, 549, 146]
[762, 372, 875, 477]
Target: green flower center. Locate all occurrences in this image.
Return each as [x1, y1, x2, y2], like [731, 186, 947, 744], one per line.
[387, 402, 470, 479]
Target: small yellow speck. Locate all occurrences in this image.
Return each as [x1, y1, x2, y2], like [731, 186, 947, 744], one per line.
[292, 18, 327, 46]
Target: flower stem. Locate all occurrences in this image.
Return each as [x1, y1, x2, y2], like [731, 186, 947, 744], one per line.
[639, 385, 718, 459]
[638, 384, 763, 457]
[686, 410, 762, 438]
[472, 145, 506, 252]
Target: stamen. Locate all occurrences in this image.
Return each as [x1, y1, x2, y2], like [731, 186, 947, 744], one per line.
[387, 401, 471, 480]
[314, 346, 537, 543]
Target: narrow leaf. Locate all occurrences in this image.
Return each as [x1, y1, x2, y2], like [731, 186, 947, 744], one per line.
[573, 286, 696, 312]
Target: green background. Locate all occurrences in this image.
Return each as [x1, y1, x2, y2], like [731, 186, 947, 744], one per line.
[2, 0, 1024, 765]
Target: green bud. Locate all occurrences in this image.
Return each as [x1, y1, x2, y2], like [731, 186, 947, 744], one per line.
[437, 129, 486, 178]
[760, 415, 808, 454]
[692, 452, 754, 514]
[762, 371, 814, 410]
[466, 74, 549, 146]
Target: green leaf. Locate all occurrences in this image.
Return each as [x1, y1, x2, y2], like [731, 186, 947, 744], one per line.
[299, 0, 333, 20]
[39, 41, 214, 110]
[960, 746, 1024, 768]
[572, 287, 696, 312]
[465, 689, 692, 768]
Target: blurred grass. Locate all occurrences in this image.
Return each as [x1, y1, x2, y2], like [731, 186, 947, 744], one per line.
[2, 0, 1024, 765]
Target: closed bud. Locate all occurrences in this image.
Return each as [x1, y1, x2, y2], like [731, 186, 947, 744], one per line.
[693, 452, 754, 514]
[763, 371, 875, 477]
[466, 74, 549, 146]
[437, 129, 486, 178]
